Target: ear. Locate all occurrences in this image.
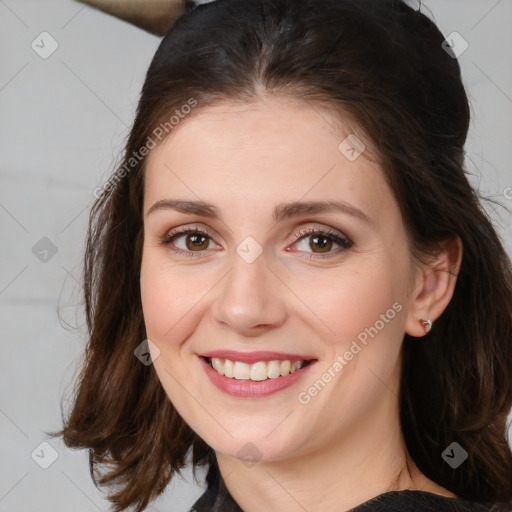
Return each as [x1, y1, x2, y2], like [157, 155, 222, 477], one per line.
[405, 235, 463, 337]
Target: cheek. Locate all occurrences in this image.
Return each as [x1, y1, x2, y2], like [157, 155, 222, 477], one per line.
[293, 257, 408, 395]
[140, 252, 179, 340]
[291, 261, 403, 342]
[140, 252, 213, 345]
[140, 268, 169, 338]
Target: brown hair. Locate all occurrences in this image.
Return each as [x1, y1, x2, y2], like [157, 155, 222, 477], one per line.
[49, 0, 512, 510]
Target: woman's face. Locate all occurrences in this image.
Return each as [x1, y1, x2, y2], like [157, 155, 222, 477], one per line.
[140, 96, 420, 463]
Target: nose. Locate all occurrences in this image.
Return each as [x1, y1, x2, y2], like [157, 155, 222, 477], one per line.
[211, 249, 288, 336]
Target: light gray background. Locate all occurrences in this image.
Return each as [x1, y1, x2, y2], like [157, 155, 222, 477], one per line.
[1, 0, 511, 511]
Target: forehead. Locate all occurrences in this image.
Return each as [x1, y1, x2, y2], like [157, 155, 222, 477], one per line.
[143, 96, 393, 221]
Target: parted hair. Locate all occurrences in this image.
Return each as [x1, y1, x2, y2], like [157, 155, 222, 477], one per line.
[49, 1, 512, 511]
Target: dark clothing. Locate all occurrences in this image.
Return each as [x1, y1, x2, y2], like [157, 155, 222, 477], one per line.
[189, 461, 511, 512]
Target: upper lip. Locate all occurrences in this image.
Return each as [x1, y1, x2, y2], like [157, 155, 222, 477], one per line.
[200, 350, 317, 364]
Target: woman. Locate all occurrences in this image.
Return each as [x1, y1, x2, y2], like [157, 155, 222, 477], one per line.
[50, 0, 512, 511]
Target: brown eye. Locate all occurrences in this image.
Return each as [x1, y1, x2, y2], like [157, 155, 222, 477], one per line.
[309, 235, 334, 253]
[185, 233, 210, 251]
[160, 228, 217, 256]
[289, 227, 353, 259]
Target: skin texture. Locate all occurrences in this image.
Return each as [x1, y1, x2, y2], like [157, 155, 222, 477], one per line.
[140, 95, 462, 512]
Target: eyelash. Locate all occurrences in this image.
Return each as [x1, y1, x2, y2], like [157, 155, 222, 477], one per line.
[160, 226, 353, 260]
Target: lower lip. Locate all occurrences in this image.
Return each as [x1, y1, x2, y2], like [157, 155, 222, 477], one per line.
[198, 356, 317, 398]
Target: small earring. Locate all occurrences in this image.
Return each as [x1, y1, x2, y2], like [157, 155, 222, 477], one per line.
[419, 318, 432, 334]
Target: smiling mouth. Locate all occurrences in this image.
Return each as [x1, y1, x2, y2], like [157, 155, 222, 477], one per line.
[203, 356, 314, 381]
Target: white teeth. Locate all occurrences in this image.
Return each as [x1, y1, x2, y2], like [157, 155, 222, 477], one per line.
[211, 357, 224, 375]
[290, 361, 302, 373]
[209, 358, 308, 381]
[267, 360, 281, 379]
[233, 361, 251, 380]
[223, 359, 234, 378]
[280, 360, 291, 376]
[250, 362, 268, 381]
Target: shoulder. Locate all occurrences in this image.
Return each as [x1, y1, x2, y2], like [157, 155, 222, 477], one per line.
[188, 481, 242, 512]
[347, 490, 512, 512]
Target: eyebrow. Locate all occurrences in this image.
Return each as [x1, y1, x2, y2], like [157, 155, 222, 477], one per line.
[146, 199, 372, 225]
